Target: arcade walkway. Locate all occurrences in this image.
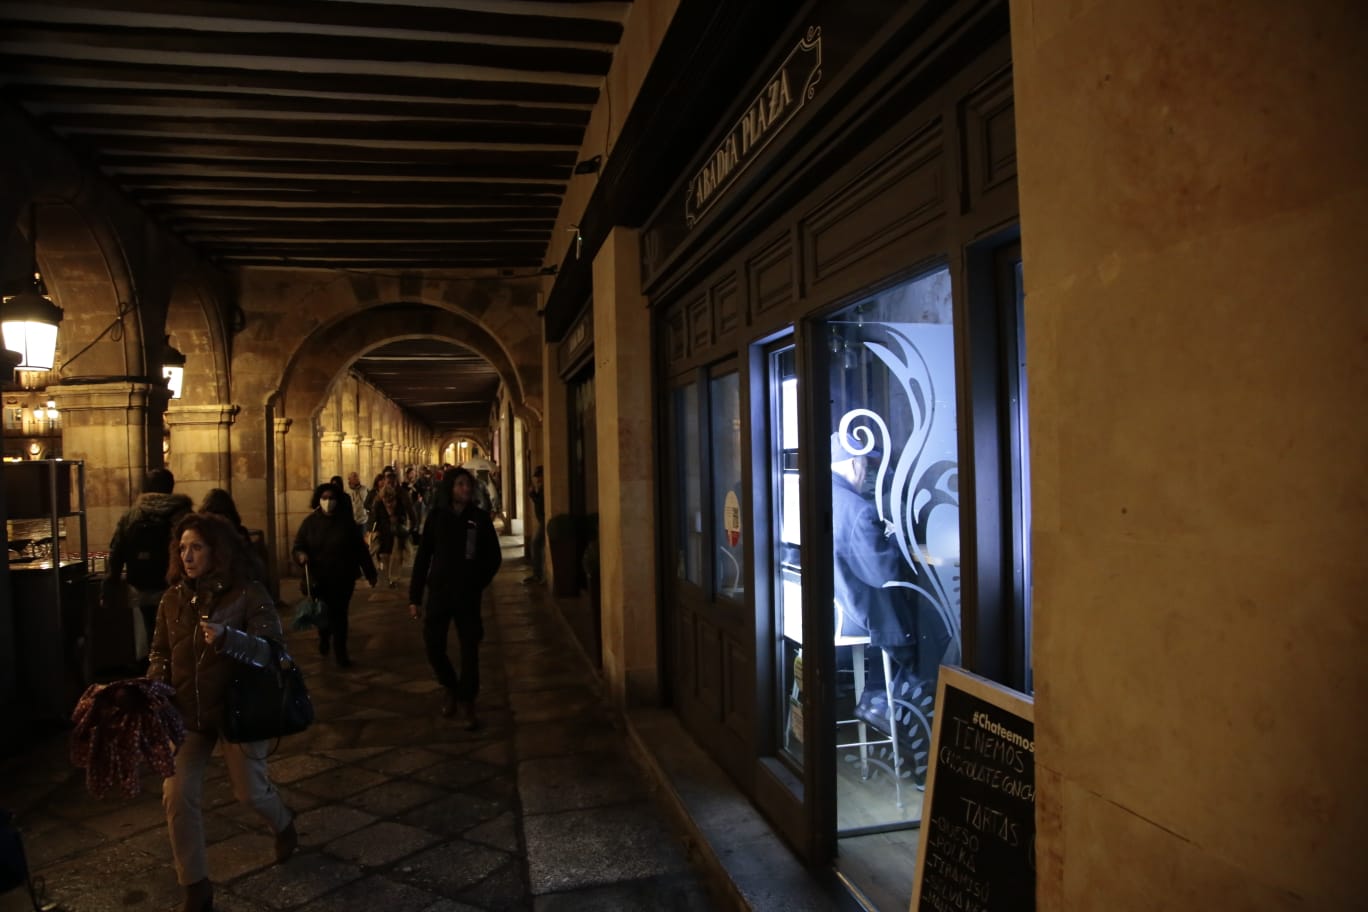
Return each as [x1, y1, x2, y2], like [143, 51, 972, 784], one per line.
[0, 537, 719, 911]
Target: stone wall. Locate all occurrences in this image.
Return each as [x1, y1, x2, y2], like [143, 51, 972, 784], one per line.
[1011, 1, 1368, 908]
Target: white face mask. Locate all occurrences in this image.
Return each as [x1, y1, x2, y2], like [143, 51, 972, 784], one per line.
[321, 498, 337, 514]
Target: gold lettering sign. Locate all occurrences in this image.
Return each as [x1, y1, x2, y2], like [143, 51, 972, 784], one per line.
[685, 26, 822, 229]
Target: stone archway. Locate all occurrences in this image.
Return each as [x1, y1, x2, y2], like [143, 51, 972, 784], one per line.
[267, 302, 531, 572]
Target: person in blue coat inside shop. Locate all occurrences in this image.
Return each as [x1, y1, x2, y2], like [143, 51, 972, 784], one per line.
[407, 468, 502, 730]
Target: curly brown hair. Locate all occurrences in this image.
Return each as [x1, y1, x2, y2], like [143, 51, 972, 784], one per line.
[166, 512, 254, 587]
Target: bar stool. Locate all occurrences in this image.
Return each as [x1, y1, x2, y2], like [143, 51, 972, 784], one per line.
[834, 607, 903, 809]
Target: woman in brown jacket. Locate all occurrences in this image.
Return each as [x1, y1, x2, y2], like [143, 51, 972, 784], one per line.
[148, 512, 297, 912]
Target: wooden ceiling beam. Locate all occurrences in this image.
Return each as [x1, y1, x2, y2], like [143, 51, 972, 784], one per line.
[0, 21, 615, 76]
[0, 56, 601, 104]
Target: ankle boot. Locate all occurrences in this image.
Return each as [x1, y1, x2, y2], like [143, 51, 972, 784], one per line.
[274, 818, 298, 863]
[180, 878, 213, 912]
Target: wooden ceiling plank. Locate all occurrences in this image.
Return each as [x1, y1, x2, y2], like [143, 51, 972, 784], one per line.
[10, 85, 593, 126]
[0, 21, 614, 77]
[52, 113, 584, 146]
[0, 56, 601, 104]
[2, 0, 626, 45]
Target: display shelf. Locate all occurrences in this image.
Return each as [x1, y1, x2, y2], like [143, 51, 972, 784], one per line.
[3, 459, 88, 721]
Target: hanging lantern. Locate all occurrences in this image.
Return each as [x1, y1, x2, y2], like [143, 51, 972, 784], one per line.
[1, 206, 63, 371]
[161, 336, 187, 399]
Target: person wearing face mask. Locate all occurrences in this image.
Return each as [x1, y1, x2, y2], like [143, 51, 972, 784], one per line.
[292, 482, 378, 667]
[149, 512, 297, 912]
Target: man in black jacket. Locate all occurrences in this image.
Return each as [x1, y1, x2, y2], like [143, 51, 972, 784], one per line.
[408, 468, 502, 728]
[105, 467, 194, 659]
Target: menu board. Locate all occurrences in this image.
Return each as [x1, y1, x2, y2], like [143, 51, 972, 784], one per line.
[911, 666, 1035, 912]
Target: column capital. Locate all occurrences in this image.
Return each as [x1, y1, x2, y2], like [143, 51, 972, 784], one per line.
[50, 379, 163, 413]
[274, 417, 293, 436]
[165, 403, 240, 429]
[320, 430, 346, 445]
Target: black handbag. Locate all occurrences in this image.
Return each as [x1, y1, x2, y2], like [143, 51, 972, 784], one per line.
[222, 641, 314, 744]
[1, 808, 52, 911]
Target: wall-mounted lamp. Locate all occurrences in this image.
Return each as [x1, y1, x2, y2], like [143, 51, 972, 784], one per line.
[2, 207, 63, 370]
[537, 264, 558, 276]
[573, 155, 602, 175]
[161, 335, 186, 399]
[567, 224, 583, 260]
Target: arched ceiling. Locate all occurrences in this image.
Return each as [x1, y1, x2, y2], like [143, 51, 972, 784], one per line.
[0, 0, 631, 271]
[355, 338, 500, 432]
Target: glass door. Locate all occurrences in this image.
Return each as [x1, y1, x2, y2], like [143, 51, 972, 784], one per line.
[819, 266, 963, 911]
[767, 344, 804, 771]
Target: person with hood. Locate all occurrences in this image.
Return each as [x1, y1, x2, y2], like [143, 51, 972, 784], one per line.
[407, 468, 501, 728]
[105, 467, 194, 658]
[292, 481, 378, 666]
[149, 511, 296, 912]
[199, 487, 267, 584]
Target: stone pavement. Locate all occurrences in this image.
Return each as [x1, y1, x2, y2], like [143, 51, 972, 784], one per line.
[0, 537, 721, 912]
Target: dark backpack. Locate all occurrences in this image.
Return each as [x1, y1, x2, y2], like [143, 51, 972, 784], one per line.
[123, 516, 172, 591]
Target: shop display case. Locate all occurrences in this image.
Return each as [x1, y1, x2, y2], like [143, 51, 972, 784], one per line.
[4, 459, 88, 721]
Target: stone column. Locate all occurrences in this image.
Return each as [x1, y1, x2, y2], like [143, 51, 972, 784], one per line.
[319, 430, 345, 481]
[272, 417, 293, 575]
[53, 380, 166, 547]
[357, 436, 375, 482]
[591, 227, 658, 708]
[164, 403, 238, 508]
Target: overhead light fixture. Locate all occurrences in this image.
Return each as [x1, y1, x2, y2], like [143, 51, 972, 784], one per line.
[161, 335, 187, 399]
[573, 155, 602, 175]
[1, 205, 63, 371]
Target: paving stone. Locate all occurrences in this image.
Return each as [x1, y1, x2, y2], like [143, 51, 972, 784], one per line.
[392, 841, 511, 895]
[206, 889, 276, 912]
[206, 830, 277, 881]
[346, 778, 449, 817]
[464, 739, 515, 767]
[518, 751, 647, 814]
[455, 857, 531, 912]
[31, 841, 163, 903]
[514, 719, 621, 762]
[12, 817, 109, 868]
[355, 746, 449, 775]
[323, 820, 441, 867]
[52, 869, 181, 912]
[417, 900, 486, 912]
[312, 873, 447, 912]
[233, 851, 363, 909]
[532, 872, 719, 911]
[320, 746, 392, 763]
[397, 791, 508, 838]
[266, 751, 342, 784]
[292, 763, 389, 800]
[411, 756, 503, 789]
[463, 811, 521, 853]
[523, 802, 692, 895]
[293, 803, 378, 845]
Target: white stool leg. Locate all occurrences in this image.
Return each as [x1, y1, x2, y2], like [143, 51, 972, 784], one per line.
[853, 644, 869, 778]
[882, 648, 903, 809]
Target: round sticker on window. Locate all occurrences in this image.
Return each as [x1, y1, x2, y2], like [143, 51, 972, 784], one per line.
[723, 490, 742, 547]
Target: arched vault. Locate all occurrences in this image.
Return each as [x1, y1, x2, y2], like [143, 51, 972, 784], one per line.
[274, 302, 523, 425]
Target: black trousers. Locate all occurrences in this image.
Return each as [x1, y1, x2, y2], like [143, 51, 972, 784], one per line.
[422, 594, 484, 701]
[317, 581, 357, 656]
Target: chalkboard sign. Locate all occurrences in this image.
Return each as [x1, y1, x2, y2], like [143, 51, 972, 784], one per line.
[911, 666, 1035, 912]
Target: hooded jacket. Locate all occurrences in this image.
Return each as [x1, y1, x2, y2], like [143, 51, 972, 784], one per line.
[147, 576, 281, 734]
[107, 491, 194, 589]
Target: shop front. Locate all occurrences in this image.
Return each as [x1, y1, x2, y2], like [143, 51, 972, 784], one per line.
[641, 0, 1030, 906]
